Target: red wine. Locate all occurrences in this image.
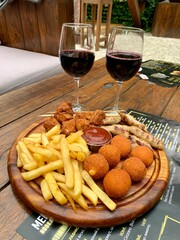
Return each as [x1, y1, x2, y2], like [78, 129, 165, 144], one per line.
[60, 50, 95, 77]
[106, 51, 142, 82]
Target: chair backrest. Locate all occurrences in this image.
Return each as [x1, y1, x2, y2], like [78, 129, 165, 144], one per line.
[0, 0, 74, 56]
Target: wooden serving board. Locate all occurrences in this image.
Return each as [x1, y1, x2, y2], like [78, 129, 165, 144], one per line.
[8, 119, 170, 228]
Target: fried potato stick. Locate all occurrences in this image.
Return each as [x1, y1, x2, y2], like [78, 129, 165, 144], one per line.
[58, 183, 88, 210]
[26, 143, 53, 158]
[52, 171, 66, 183]
[28, 133, 41, 138]
[18, 141, 35, 162]
[66, 130, 83, 144]
[61, 189, 77, 213]
[76, 136, 89, 149]
[81, 184, 98, 206]
[23, 161, 38, 171]
[45, 172, 67, 205]
[60, 135, 74, 188]
[20, 152, 31, 165]
[41, 132, 49, 147]
[40, 178, 53, 201]
[46, 146, 61, 159]
[51, 135, 62, 144]
[72, 160, 82, 198]
[76, 151, 86, 162]
[33, 153, 45, 167]
[82, 170, 116, 211]
[45, 124, 61, 139]
[16, 145, 23, 168]
[68, 143, 90, 160]
[21, 160, 63, 181]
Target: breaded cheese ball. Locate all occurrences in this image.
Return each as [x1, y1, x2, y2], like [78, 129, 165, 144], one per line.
[103, 169, 131, 198]
[111, 135, 131, 158]
[98, 144, 121, 169]
[130, 145, 154, 167]
[122, 157, 147, 182]
[83, 153, 109, 180]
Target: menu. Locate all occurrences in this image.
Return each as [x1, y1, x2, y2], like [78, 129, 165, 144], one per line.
[140, 60, 180, 87]
[16, 109, 180, 240]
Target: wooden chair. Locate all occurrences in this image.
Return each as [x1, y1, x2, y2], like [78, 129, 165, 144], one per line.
[81, 0, 113, 51]
[127, 0, 146, 28]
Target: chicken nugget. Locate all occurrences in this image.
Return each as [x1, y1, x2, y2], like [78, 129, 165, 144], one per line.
[103, 169, 131, 199]
[43, 116, 60, 132]
[111, 135, 131, 158]
[61, 119, 76, 136]
[98, 144, 121, 169]
[54, 112, 73, 123]
[83, 153, 109, 180]
[130, 145, 154, 167]
[75, 118, 90, 131]
[122, 157, 147, 182]
[56, 101, 73, 114]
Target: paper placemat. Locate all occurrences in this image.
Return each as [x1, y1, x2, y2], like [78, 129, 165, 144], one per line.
[140, 60, 180, 87]
[17, 201, 180, 240]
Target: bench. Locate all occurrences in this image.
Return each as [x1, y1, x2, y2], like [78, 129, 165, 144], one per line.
[0, 0, 74, 94]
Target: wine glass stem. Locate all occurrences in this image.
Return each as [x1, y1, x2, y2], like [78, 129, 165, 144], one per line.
[113, 81, 122, 110]
[74, 77, 80, 108]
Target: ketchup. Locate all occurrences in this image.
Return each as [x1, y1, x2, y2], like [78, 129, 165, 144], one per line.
[82, 127, 112, 146]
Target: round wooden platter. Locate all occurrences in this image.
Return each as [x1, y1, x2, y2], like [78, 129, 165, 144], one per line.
[8, 119, 170, 228]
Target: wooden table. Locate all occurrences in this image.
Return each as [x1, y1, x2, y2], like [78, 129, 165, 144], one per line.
[0, 58, 179, 239]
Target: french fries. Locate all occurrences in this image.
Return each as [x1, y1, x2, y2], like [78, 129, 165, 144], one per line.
[81, 184, 98, 206]
[45, 172, 67, 205]
[16, 125, 118, 212]
[40, 179, 53, 201]
[72, 159, 82, 198]
[21, 160, 64, 181]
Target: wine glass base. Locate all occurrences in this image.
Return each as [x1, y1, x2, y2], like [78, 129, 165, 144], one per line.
[72, 103, 90, 112]
[103, 106, 126, 113]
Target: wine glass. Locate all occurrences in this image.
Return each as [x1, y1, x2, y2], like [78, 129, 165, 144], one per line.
[105, 26, 144, 111]
[59, 23, 95, 111]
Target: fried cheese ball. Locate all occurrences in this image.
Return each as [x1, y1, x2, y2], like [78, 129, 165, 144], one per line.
[98, 144, 121, 169]
[111, 135, 131, 158]
[122, 157, 147, 182]
[130, 146, 154, 167]
[103, 169, 131, 199]
[83, 153, 109, 180]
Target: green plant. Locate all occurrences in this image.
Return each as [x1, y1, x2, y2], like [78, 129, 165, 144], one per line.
[140, 0, 159, 31]
[87, 0, 159, 32]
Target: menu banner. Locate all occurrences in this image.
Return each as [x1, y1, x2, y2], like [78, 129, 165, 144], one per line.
[16, 110, 180, 240]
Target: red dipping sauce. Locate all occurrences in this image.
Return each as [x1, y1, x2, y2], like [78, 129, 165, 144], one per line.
[82, 126, 112, 152]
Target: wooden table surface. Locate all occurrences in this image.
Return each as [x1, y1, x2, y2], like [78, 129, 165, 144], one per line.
[0, 58, 179, 239]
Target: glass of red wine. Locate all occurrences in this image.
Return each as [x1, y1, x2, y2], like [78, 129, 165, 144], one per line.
[59, 23, 95, 111]
[105, 26, 144, 111]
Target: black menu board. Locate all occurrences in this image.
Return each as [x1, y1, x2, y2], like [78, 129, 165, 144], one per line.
[16, 109, 180, 240]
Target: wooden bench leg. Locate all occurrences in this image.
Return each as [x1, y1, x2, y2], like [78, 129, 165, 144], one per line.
[80, 2, 87, 46]
[105, 3, 113, 47]
[95, 3, 103, 51]
[127, 0, 141, 27]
